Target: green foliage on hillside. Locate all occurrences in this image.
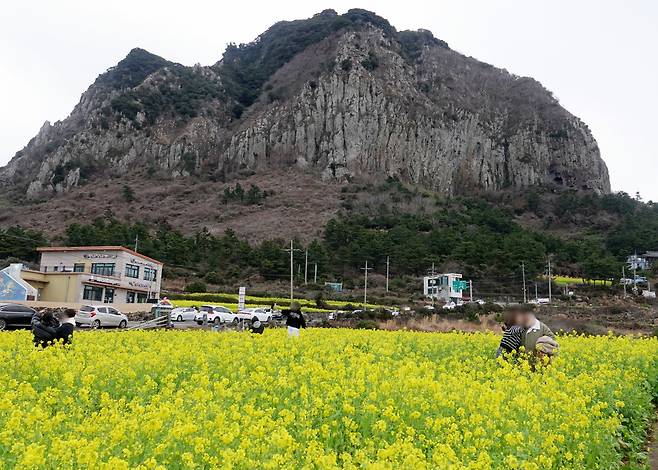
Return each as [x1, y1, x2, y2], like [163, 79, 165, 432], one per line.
[97, 48, 171, 90]
[0, 226, 47, 266]
[397, 29, 449, 62]
[111, 67, 223, 124]
[222, 183, 271, 205]
[219, 9, 396, 113]
[102, 11, 450, 125]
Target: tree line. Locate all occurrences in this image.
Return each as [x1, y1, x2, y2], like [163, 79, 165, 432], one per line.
[3, 189, 656, 289]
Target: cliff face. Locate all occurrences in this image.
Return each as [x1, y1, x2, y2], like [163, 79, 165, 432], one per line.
[0, 9, 610, 200]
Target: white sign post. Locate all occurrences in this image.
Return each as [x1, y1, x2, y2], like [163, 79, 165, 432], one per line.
[238, 287, 246, 312]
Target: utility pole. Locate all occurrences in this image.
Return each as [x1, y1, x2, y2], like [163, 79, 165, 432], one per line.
[283, 240, 301, 300]
[385, 256, 390, 293]
[633, 252, 638, 293]
[547, 257, 552, 303]
[361, 261, 373, 308]
[622, 265, 627, 296]
[521, 262, 527, 304]
[134, 234, 139, 252]
[535, 282, 538, 302]
[304, 249, 308, 285]
[314, 263, 318, 284]
[469, 279, 473, 303]
[430, 262, 436, 308]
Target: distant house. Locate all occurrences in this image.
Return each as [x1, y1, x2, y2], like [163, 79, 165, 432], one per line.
[423, 273, 466, 303]
[641, 251, 658, 265]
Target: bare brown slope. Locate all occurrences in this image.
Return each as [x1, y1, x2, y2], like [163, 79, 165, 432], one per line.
[0, 170, 343, 243]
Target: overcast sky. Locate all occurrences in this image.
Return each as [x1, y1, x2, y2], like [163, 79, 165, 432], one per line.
[2, 0, 657, 199]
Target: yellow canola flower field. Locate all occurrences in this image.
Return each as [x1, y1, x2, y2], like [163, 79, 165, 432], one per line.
[1, 329, 657, 469]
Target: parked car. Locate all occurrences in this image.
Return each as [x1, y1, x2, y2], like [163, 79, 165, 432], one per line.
[195, 305, 237, 325]
[237, 307, 273, 323]
[76, 305, 128, 329]
[170, 307, 197, 322]
[442, 302, 457, 310]
[0, 303, 36, 330]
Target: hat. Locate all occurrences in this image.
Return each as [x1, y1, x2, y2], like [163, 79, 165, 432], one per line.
[290, 301, 301, 312]
[535, 336, 559, 356]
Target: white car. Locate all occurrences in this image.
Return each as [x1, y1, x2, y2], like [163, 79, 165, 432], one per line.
[442, 302, 457, 310]
[195, 305, 237, 325]
[170, 307, 197, 322]
[76, 305, 128, 329]
[237, 307, 273, 323]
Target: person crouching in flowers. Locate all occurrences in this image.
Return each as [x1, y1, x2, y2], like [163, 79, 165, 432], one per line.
[495, 309, 525, 358]
[31, 309, 60, 348]
[282, 301, 306, 337]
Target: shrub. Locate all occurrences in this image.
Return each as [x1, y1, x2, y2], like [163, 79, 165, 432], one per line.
[185, 281, 208, 293]
[354, 320, 379, 329]
[204, 272, 222, 285]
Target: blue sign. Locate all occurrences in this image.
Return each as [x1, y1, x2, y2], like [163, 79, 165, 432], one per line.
[0, 270, 28, 301]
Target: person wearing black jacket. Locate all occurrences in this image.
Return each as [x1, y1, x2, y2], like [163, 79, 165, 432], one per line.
[55, 309, 76, 345]
[282, 301, 306, 337]
[31, 310, 59, 348]
[31, 308, 75, 347]
[249, 320, 265, 335]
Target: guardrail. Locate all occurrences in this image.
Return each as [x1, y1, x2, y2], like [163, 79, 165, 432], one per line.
[126, 316, 170, 330]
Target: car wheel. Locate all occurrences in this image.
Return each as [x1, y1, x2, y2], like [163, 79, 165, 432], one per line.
[0, 319, 6, 331]
[233, 318, 239, 324]
[118, 320, 127, 329]
[92, 319, 101, 329]
[214, 317, 221, 325]
[252, 317, 259, 323]
[267, 316, 272, 323]
[177, 315, 183, 322]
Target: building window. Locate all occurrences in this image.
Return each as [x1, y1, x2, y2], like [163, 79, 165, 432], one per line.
[136, 293, 148, 303]
[74, 263, 85, 273]
[83, 285, 103, 302]
[126, 291, 135, 303]
[143, 267, 157, 281]
[104, 288, 115, 304]
[125, 264, 140, 279]
[53, 266, 59, 272]
[91, 263, 115, 276]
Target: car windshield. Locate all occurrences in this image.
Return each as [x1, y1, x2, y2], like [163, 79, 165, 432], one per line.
[200, 306, 213, 313]
[80, 306, 94, 312]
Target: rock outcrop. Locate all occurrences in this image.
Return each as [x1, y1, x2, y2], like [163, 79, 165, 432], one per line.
[0, 9, 610, 200]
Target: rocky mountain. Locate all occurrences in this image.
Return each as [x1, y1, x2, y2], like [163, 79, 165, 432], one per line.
[0, 9, 609, 204]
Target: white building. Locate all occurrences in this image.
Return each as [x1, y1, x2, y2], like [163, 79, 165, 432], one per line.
[423, 273, 466, 303]
[7, 246, 164, 305]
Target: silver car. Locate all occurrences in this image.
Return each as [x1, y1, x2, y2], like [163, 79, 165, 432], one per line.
[76, 305, 128, 329]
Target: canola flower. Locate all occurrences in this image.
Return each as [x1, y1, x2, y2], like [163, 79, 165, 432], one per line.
[0, 329, 657, 469]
